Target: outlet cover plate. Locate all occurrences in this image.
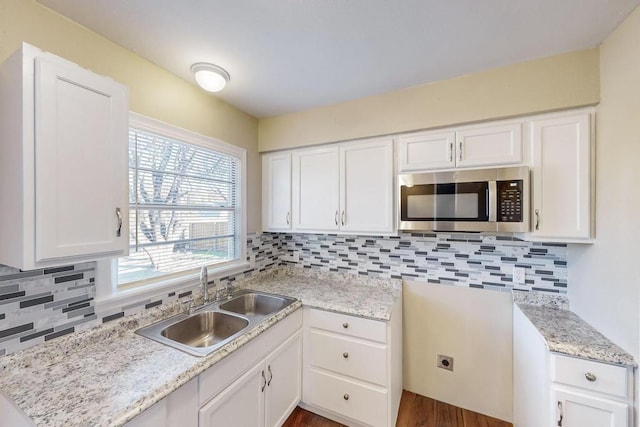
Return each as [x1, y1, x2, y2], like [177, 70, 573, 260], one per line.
[513, 266, 526, 284]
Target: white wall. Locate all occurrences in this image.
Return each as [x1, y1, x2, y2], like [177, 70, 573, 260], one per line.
[568, 5, 640, 362]
[403, 281, 513, 422]
[567, 5, 640, 419]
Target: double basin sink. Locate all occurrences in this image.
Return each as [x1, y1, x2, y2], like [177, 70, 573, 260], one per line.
[136, 289, 297, 357]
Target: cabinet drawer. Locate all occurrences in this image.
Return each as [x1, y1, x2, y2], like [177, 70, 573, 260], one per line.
[306, 368, 388, 427]
[552, 355, 628, 399]
[309, 330, 387, 386]
[308, 309, 386, 343]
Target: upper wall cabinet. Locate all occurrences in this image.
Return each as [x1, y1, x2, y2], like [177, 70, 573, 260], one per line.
[0, 43, 129, 270]
[292, 138, 394, 234]
[263, 137, 394, 235]
[397, 121, 523, 172]
[262, 152, 292, 231]
[527, 111, 594, 242]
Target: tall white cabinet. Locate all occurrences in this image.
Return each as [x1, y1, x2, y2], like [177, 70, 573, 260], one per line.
[0, 43, 129, 270]
[528, 111, 593, 242]
[262, 152, 293, 231]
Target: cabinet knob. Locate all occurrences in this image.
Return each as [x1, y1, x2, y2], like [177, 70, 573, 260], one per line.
[535, 209, 540, 231]
[343, 393, 350, 401]
[115, 207, 122, 237]
[286, 212, 290, 225]
[343, 352, 349, 359]
[335, 210, 339, 226]
[584, 372, 597, 382]
[342, 322, 349, 329]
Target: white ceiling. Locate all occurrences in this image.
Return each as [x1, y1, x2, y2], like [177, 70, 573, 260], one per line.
[38, 0, 639, 118]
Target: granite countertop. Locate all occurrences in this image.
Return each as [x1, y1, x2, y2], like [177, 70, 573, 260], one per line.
[0, 268, 401, 427]
[513, 292, 637, 367]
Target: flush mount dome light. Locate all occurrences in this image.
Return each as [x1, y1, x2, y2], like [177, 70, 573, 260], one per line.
[190, 62, 230, 92]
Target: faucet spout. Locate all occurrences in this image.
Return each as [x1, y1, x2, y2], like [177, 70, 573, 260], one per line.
[200, 266, 209, 304]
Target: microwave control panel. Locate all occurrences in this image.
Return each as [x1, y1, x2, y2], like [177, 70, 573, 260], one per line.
[497, 180, 523, 222]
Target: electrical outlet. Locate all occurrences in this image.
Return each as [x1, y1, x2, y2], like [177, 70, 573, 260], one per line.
[291, 251, 300, 262]
[513, 266, 526, 284]
[437, 354, 454, 371]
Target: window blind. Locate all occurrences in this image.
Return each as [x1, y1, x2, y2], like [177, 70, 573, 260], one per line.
[118, 128, 240, 287]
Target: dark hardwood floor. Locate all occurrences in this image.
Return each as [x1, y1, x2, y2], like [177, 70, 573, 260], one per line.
[283, 390, 513, 427]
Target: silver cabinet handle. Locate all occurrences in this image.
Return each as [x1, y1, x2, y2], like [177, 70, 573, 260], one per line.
[261, 370, 266, 392]
[267, 365, 273, 386]
[343, 393, 349, 401]
[286, 212, 290, 225]
[341, 210, 345, 226]
[557, 401, 563, 426]
[535, 209, 540, 230]
[458, 141, 463, 162]
[115, 208, 122, 237]
[449, 142, 453, 162]
[335, 210, 339, 226]
[343, 352, 349, 359]
[584, 372, 597, 382]
[342, 322, 349, 329]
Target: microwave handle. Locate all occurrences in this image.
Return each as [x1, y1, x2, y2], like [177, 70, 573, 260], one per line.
[488, 181, 497, 222]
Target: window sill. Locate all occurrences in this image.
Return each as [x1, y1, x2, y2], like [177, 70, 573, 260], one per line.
[94, 260, 250, 314]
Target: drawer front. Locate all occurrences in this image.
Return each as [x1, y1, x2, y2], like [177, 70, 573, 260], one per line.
[308, 308, 386, 343]
[309, 330, 387, 386]
[552, 355, 628, 399]
[306, 368, 388, 427]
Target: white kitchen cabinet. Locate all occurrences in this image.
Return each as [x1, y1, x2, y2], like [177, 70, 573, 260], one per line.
[0, 43, 129, 270]
[301, 301, 402, 427]
[263, 152, 293, 231]
[552, 388, 628, 427]
[513, 305, 634, 427]
[292, 147, 341, 232]
[199, 362, 266, 427]
[198, 309, 302, 427]
[397, 130, 456, 171]
[397, 121, 522, 172]
[290, 137, 394, 235]
[528, 111, 593, 242]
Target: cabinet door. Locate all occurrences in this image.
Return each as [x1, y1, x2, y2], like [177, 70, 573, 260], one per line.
[292, 147, 340, 231]
[263, 152, 292, 231]
[34, 55, 128, 262]
[456, 122, 522, 168]
[553, 388, 628, 427]
[340, 139, 394, 234]
[199, 362, 266, 427]
[265, 331, 302, 427]
[124, 400, 167, 427]
[530, 114, 591, 241]
[397, 131, 455, 171]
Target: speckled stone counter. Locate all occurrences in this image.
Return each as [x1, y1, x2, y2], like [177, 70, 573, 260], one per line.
[513, 291, 636, 367]
[235, 266, 402, 321]
[0, 267, 400, 426]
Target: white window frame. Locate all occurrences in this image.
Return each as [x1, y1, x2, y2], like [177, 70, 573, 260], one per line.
[95, 113, 247, 310]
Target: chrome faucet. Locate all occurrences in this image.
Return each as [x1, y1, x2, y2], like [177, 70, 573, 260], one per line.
[200, 266, 210, 304]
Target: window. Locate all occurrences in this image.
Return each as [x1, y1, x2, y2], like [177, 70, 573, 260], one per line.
[117, 114, 246, 290]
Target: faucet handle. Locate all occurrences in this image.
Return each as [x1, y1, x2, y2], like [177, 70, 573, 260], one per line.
[181, 296, 195, 313]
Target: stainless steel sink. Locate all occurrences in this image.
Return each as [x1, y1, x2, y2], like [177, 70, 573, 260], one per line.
[135, 289, 297, 357]
[219, 292, 289, 317]
[160, 311, 249, 348]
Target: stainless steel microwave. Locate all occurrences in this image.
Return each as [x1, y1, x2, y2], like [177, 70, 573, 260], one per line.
[398, 167, 529, 232]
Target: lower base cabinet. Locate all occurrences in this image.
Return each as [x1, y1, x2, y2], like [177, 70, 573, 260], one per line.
[199, 330, 302, 427]
[301, 299, 403, 427]
[513, 305, 633, 427]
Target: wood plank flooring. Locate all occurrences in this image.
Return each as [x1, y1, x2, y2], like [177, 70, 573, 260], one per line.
[283, 390, 513, 427]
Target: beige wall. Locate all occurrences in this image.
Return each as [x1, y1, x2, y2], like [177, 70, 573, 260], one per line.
[403, 281, 513, 421]
[569, 6, 640, 360]
[0, 0, 261, 232]
[259, 49, 600, 151]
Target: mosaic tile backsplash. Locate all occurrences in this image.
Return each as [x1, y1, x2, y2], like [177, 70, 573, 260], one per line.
[0, 231, 567, 355]
[0, 233, 281, 356]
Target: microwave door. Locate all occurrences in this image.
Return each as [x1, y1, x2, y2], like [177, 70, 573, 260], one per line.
[402, 182, 489, 222]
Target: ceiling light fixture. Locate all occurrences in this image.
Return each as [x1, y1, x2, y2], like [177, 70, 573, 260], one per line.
[190, 62, 230, 93]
